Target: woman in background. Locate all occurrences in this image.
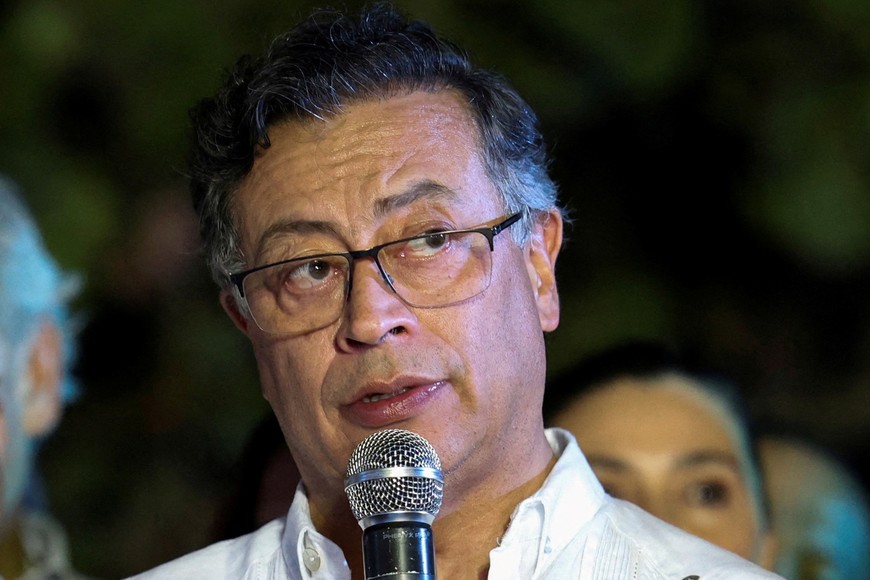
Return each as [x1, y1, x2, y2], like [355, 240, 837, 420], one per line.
[545, 341, 777, 570]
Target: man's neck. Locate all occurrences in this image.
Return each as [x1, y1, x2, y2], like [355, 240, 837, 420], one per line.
[311, 431, 557, 580]
[432, 440, 557, 579]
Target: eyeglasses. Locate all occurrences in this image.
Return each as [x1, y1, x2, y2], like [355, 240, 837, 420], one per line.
[229, 213, 521, 335]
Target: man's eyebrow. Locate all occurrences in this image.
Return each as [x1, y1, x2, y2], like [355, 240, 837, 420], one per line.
[253, 180, 459, 261]
[373, 180, 459, 218]
[674, 450, 741, 471]
[255, 220, 339, 263]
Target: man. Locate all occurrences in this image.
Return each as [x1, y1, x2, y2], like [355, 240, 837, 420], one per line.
[0, 177, 82, 578]
[135, 5, 779, 578]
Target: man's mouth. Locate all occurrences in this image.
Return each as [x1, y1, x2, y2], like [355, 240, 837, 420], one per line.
[344, 381, 447, 427]
[362, 386, 412, 403]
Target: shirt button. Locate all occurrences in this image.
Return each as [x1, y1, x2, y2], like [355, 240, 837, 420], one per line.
[303, 547, 321, 572]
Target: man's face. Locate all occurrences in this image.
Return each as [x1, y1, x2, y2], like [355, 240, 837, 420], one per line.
[222, 90, 561, 512]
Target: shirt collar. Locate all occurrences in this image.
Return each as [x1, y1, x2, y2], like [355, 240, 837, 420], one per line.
[491, 428, 606, 574]
[282, 485, 351, 579]
[280, 428, 604, 578]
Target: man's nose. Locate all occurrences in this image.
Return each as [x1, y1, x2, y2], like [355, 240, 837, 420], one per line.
[335, 259, 417, 349]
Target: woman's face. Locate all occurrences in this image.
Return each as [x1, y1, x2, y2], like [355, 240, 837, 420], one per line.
[552, 374, 774, 566]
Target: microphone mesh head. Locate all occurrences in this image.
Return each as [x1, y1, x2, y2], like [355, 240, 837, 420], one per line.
[345, 429, 443, 525]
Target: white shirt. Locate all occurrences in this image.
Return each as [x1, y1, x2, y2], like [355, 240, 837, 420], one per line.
[129, 429, 781, 579]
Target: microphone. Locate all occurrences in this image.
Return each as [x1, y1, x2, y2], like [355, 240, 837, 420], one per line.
[344, 429, 444, 580]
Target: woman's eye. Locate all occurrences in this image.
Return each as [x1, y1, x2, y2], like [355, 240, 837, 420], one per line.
[686, 481, 729, 506]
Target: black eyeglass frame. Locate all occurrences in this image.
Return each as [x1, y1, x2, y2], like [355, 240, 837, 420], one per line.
[228, 212, 522, 302]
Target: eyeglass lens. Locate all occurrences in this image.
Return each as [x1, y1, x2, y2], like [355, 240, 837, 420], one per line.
[242, 229, 494, 334]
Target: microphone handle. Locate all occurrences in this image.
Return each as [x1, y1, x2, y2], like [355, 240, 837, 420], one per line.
[362, 521, 436, 580]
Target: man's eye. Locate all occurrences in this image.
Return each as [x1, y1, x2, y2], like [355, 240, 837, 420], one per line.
[404, 232, 450, 257]
[286, 259, 339, 289]
[301, 260, 332, 281]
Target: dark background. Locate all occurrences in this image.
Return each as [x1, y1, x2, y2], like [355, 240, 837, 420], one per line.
[1, 0, 868, 577]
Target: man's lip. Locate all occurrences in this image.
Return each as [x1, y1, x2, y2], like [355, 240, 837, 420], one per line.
[341, 380, 448, 428]
[361, 386, 413, 404]
[348, 377, 444, 405]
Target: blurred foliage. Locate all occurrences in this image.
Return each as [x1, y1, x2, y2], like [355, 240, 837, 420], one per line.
[1, 0, 869, 577]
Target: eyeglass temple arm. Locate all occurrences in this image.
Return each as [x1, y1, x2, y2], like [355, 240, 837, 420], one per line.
[491, 212, 522, 237]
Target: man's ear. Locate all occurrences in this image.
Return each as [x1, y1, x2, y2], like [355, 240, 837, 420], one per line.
[220, 287, 252, 336]
[23, 321, 63, 437]
[525, 210, 562, 332]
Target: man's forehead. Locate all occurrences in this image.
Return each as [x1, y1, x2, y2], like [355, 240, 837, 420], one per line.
[258, 89, 478, 152]
[250, 181, 473, 260]
[234, 91, 497, 243]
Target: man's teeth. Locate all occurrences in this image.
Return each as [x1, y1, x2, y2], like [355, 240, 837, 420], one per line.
[363, 386, 411, 403]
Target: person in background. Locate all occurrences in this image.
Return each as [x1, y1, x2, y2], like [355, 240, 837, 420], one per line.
[132, 4, 779, 578]
[759, 434, 870, 580]
[0, 176, 84, 578]
[546, 340, 778, 569]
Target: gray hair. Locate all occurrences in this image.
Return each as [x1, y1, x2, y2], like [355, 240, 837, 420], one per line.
[0, 176, 80, 406]
[187, 3, 563, 288]
[0, 176, 80, 518]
